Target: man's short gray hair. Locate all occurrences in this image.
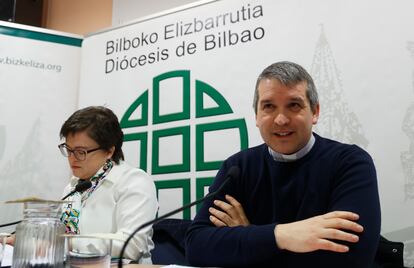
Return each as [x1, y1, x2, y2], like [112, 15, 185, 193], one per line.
[253, 61, 319, 114]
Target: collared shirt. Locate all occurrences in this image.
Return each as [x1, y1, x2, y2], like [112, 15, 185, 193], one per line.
[268, 134, 315, 162]
[61, 161, 158, 263]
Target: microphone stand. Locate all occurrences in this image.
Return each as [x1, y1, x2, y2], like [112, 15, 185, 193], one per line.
[0, 220, 21, 228]
[117, 166, 239, 268]
[118, 195, 208, 267]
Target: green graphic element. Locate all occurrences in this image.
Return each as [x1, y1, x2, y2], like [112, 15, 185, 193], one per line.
[123, 132, 147, 171]
[155, 178, 191, 219]
[153, 70, 190, 124]
[0, 25, 82, 46]
[122, 70, 249, 218]
[120, 90, 148, 128]
[152, 126, 190, 174]
[196, 177, 214, 212]
[196, 119, 248, 171]
[195, 80, 233, 118]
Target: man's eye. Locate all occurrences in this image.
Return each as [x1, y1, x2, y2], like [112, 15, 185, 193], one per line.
[263, 104, 274, 110]
[289, 103, 302, 111]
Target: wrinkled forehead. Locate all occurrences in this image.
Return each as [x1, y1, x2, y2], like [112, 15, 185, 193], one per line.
[258, 78, 307, 94]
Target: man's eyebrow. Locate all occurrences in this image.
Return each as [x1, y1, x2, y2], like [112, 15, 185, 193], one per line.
[259, 99, 272, 104]
[289, 96, 306, 103]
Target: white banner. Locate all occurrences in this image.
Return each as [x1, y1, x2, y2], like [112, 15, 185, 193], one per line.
[0, 21, 82, 230]
[79, 0, 414, 264]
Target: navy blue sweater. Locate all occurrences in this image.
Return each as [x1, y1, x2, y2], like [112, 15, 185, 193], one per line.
[186, 134, 381, 267]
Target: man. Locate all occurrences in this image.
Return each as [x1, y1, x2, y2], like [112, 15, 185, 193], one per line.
[185, 61, 381, 267]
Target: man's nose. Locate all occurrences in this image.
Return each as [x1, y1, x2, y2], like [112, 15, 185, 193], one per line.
[274, 113, 289, 125]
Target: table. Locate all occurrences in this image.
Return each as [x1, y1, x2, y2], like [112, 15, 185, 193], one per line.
[125, 265, 162, 268]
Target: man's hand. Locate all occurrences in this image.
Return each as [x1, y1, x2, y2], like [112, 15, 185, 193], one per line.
[209, 194, 250, 227]
[275, 211, 363, 253]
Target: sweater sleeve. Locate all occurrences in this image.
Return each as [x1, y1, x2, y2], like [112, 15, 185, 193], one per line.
[283, 145, 381, 268]
[321, 145, 381, 268]
[185, 162, 280, 267]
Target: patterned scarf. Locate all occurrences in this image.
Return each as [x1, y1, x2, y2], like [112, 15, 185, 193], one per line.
[60, 159, 113, 234]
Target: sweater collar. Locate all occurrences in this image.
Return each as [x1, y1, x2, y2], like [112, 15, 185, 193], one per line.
[268, 134, 315, 162]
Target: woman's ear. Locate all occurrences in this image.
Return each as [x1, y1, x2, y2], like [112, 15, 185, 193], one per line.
[107, 146, 115, 159]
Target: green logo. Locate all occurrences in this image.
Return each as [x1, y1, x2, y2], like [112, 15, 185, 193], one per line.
[120, 70, 248, 218]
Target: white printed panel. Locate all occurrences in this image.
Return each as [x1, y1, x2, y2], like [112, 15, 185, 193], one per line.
[123, 139, 142, 168]
[0, 22, 81, 225]
[78, 1, 414, 265]
[157, 188, 183, 219]
[203, 128, 241, 163]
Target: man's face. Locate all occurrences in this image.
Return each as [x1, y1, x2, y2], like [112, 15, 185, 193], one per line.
[255, 78, 319, 154]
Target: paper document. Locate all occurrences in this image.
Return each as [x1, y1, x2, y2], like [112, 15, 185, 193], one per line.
[161, 265, 200, 268]
[1, 244, 13, 267]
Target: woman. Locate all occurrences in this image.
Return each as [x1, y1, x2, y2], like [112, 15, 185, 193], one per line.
[59, 106, 158, 263]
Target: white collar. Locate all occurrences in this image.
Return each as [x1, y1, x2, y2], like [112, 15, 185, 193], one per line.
[268, 134, 315, 162]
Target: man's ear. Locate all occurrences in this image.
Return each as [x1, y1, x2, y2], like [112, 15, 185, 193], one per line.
[312, 104, 320, 125]
[255, 113, 259, 127]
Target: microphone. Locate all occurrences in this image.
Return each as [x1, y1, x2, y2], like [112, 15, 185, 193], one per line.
[0, 220, 22, 228]
[117, 166, 240, 267]
[0, 180, 92, 229]
[61, 180, 92, 200]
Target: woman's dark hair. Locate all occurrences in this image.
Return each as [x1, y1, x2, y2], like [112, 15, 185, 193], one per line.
[60, 106, 124, 164]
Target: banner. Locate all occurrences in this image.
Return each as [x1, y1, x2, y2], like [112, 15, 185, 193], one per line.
[79, 0, 414, 264]
[0, 21, 82, 230]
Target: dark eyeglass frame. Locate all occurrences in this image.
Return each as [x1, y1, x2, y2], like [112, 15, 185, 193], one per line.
[58, 143, 102, 161]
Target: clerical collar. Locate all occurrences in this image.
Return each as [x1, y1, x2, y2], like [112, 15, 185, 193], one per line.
[268, 134, 315, 162]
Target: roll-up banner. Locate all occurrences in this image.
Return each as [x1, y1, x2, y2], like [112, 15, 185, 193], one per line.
[79, 0, 414, 263]
[82, 0, 414, 254]
[0, 21, 82, 230]
[0, 0, 412, 264]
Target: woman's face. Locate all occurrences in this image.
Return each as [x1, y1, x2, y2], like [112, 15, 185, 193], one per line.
[65, 131, 114, 180]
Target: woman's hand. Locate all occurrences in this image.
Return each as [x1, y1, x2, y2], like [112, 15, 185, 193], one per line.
[5, 234, 15, 246]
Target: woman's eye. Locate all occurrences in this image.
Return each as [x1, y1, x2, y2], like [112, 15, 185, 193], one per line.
[75, 150, 86, 157]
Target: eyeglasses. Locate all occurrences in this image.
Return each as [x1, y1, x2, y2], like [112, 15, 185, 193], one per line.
[58, 143, 102, 161]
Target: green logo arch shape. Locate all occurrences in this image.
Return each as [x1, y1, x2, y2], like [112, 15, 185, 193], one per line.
[120, 70, 249, 219]
[195, 80, 233, 118]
